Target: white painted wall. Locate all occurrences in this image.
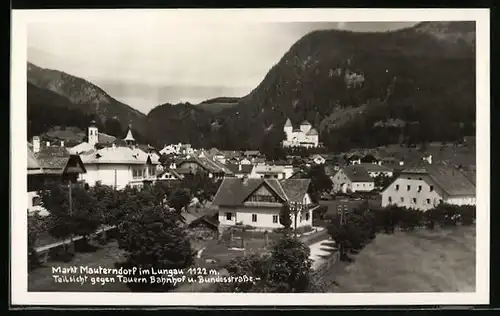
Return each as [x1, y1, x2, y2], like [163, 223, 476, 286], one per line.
[381, 175, 444, 211]
[218, 206, 314, 230]
[351, 182, 375, 192]
[79, 163, 155, 190]
[445, 196, 476, 206]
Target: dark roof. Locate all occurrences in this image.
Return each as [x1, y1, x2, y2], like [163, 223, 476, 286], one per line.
[244, 150, 261, 157]
[343, 165, 373, 182]
[301, 120, 311, 126]
[306, 128, 318, 136]
[358, 163, 393, 173]
[225, 164, 254, 174]
[27, 144, 41, 170]
[462, 170, 476, 186]
[426, 164, 475, 196]
[35, 146, 72, 170]
[157, 168, 184, 179]
[212, 178, 311, 207]
[30, 144, 86, 175]
[179, 156, 233, 174]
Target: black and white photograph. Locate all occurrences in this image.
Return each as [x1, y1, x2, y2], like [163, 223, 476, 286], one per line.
[11, 8, 489, 306]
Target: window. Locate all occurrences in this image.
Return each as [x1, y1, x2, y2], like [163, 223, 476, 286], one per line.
[363, 183, 365, 187]
[272, 215, 278, 223]
[252, 214, 257, 222]
[132, 167, 146, 179]
[407, 185, 411, 191]
[418, 177, 422, 181]
[426, 198, 431, 204]
[148, 166, 156, 177]
[412, 198, 417, 204]
[388, 196, 392, 203]
[400, 197, 404, 203]
[226, 212, 233, 221]
[305, 212, 310, 221]
[395, 184, 400, 191]
[32, 196, 41, 206]
[430, 185, 434, 192]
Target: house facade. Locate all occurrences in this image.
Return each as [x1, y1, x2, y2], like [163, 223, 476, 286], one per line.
[282, 118, 319, 148]
[78, 144, 160, 189]
[213, 177, 317, 231]
[381, 164, 476, 211]
[249, 164, 294, 180]
[27, 141, 86, 215]
[331, 165, 375, 193]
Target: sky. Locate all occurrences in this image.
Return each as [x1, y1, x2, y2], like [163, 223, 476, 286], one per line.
[28, 20, 417, 114]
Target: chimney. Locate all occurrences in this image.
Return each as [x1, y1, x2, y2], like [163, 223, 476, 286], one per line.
[32, 136, 40, 153]
[242, 174, 249, 185]
[60, 140, 65, 147]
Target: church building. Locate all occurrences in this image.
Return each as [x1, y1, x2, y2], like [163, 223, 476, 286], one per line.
[282, 118, 319, 148]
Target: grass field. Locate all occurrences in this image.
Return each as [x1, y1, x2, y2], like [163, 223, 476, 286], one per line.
[324, 225, 476, 292]
[28, 241, 130, 292]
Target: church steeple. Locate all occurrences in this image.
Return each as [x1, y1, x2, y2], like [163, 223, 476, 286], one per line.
[124, 124, 135, 145]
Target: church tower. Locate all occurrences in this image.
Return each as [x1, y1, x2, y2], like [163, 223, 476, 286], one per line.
[284, 118, 293, 139]
[124, 124, 136, 146]
[88, 120, 99, 147]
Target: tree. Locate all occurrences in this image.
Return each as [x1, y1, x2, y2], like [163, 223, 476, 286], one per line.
[168, 188, 192, 213]
[217, 235, 313, 293]
[117, 204, 195, 291]
[40, 183, 101, 250]
[28, 211, 48, 270]
[279, 203, 292, 230]
[306, 165, 333, 201]
[181, 173, 221, 204]
[151, 181, 172, 207]
[459, 205, 475, 226]
[268, 235, 313, 292]
[217, 254, 275, 292]
[374, 174, 394, 189]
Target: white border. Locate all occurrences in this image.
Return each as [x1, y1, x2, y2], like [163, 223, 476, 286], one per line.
[11, 8, 490, 306]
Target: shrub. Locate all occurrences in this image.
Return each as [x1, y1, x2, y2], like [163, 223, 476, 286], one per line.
[458, 205, 476, 226]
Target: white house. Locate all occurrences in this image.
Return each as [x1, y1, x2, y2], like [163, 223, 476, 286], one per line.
[78, 144, 160, 189]
[159, 143, 195, 156]
[213, 177, 318, 231]
[157, 168, 185, 182]
[282, 118, 319, 148]
[358, 163, 394, 178]
[331, 165, 375, 193]
[311, 154, 326, 165]
[381, 163, 476, 211]
[249, 164, 294, 180]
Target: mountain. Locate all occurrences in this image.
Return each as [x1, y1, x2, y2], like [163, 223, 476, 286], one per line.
[202, 21, 476, 151]
[27, 62, 149, 137]
[194, 97, 240, 113]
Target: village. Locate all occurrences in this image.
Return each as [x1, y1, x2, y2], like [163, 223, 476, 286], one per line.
[27, 117, 477, 293]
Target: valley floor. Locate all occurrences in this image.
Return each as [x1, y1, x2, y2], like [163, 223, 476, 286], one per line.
[324, 225, 476, 293]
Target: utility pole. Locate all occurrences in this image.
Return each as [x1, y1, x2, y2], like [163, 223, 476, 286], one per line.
[337, 204, 348, 259]
[68, 179, 74, 253]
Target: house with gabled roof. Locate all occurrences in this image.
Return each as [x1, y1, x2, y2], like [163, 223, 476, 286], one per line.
[381, 162, 476, 211]
[27, 140, 86, 215]
[212, 177, 319, 231]
[225, 163, 254, 178]
[177, 155, 233, 179]
[331, 165, 375, 193]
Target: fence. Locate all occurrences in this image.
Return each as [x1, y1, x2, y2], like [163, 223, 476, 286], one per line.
[33, 225, 117, 264]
